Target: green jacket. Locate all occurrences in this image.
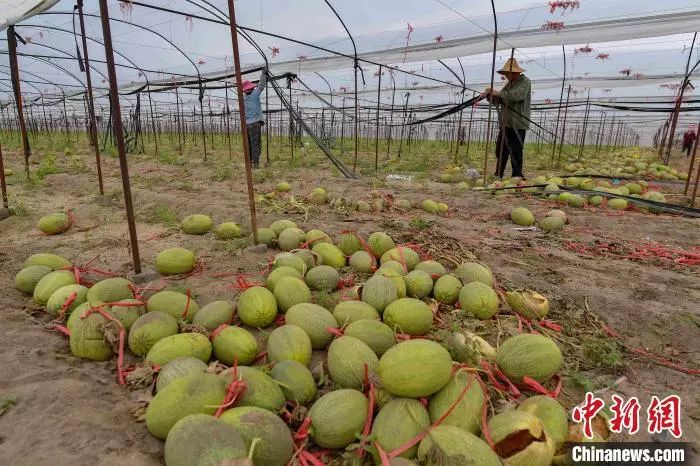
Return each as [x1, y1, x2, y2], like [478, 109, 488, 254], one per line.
[496, 75, 531, 130]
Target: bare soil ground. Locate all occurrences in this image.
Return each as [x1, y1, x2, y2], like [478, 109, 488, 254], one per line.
[0, 143, 698, 465]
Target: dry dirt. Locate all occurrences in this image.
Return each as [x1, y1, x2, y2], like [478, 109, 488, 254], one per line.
[0, 145, 698, 465]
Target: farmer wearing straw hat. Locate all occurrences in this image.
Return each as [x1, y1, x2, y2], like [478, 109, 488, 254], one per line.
[241, 69, 268, 168]
[483, 58, 531, 179]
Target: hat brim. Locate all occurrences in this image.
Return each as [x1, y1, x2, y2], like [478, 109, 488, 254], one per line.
[497, 67, 525, 75]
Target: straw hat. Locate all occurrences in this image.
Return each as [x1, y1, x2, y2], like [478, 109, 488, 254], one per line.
[497, 58, 525, 75]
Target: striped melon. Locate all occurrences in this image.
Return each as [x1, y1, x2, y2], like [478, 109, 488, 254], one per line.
[327, 336, 378, 389]
[285, 303, 338, 349]
[267, 325, 312, 366]
[361, 275, 398, 313]
[333, 300, 380, 326]
[308, 389, 368, 449]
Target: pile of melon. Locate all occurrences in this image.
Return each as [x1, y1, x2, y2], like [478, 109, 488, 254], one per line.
[14, 223, 603, 465]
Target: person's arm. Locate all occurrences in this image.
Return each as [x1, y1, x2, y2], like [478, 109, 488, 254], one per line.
[497, 78, 530, 105]
[256, 69, 268, 93]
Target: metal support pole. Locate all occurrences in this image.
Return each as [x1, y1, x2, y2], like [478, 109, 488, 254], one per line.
[98, 0, 141, 273]
[0, 143, 8, 208]
[353, 62, 359, 171]
[6, 26, 31, 177]
[551, 44, 566, 166]
[557, 85, 571, 165]
[577, 91, 591, 160]
[226, 0, 258, 244]
[664, 32, 696, 165]
[684, 121, 700, 195]
[483, 0, 498, 184]
[77, 0, 104, 195]
[374, 66, 382, 171]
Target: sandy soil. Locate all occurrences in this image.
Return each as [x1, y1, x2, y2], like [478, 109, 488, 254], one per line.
[0, 145, 698, 465]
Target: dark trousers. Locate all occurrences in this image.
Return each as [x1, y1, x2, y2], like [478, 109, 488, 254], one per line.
[495, 127, 526, 178]
[247, 121, 263, 166]
[683, 142, 693, 156]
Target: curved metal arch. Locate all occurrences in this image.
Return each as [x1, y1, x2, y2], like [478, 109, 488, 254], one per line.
[38, 12, 203, 91]
[0, 62, 79, 93]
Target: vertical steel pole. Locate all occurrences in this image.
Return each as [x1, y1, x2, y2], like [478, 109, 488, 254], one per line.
[353, 62, 359, 171]
[0, 143, 8, 208]
[226, 0, 258, 243]
[664, 32, 696, 165]
[684, 121, 700, 195]
[557, 85, 572, 165]
[98, 0, 141, 273]
[77, 0, 104, 195]
[483, 0, 498, 184]
[6, 27, 31, 177]
[551, 45, 566, 166]
[374, 66, 382, 171]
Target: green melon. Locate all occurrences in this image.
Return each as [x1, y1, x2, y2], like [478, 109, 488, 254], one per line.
[293, 248, 323, 270]
[378, 261, 407, 276]
[267, 325, 312, 366]
[403, 270, 434, 299]
[128, 311, 180, 356]
[372, 398, 430, 459]
[539, 216, 566, 232]
[255, 227, 277, 246]
[356, 200, 371, 212]
[566, 194, 585, 208]
[278, 227, 306, 251]
[164, 414, 248, 466]
[506, 290, 549, 320]
[608, 198, 628, 210]
[181, 214, 213, 235]
[511, 207, 535, 226]
[215, 222, 243, 239]
[378, 340, 452, 398]
[487, 410, 554, 466]
[33, 270, 76, 305]
[273, 252, 307, 275]
[349, 250, 375, 273]
[459, 282, 499, 319]
[305, 265, 340, 291]
[266, 266, 303, 291]
[285, 303, 338, 349]
[421, 199, 440, 213]
[496, 334, 562, 383]
[155, 248, 196, 276]
[418, 425, 502, 466]
[557, 192, 571, 203]
[361, 275, 398, 313]
[429, 371, 484, 435]
[414, 260, 447, 278]
[192, 301, 234, 331]
[15, 265, 52, 294]
[625, 183, 642, 195]
[344, 319, 396, 356]
[333, 300, 380, 326]
[367, 232, 396, 258]
[374, 268, 408, 299]
[145, 373, 226, 440]
[437, 202, 449, 214]
[273, 276, 311, 312]
[146, 290, 200, 322]
[308, 389, 368, 449]
[221, 366, 285, 412]
[337, 232, 363, 256]
[395, 199, 413, 210]
[433, 274, 462, 304]
[383, 298, 433, 336]
[304, 229, 333, 246]
[269, 219, 297, 237]
[220, 407, 294, 466]
[328, 336, 379, 389]
[212, 326, 259, 366]
[270, 360, 317, 405]
[156, 357, 208, 393]
[276, 182, 291, 192]
[69, 312, 113, 361]
[86, 277, 134, 305]
[46, 284, 89, 317]
[237, 286, 278, 327]
[146, 333, 212, 366]
[309, 187, 327, 204]
[454, 262, 494, 287]
[37, 213, 71, 235]
[24, 253, 71, 270]
[311, 243, 346, 269]
[518, 395, 569, 451]
[66, 303, 92, 332]
[380, 247, 420, 271]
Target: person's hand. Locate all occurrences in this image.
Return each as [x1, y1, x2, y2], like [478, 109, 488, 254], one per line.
[490, 88, 500, 97]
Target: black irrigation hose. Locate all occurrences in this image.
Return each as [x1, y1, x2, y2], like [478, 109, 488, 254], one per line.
[269, 78, 357, 179]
